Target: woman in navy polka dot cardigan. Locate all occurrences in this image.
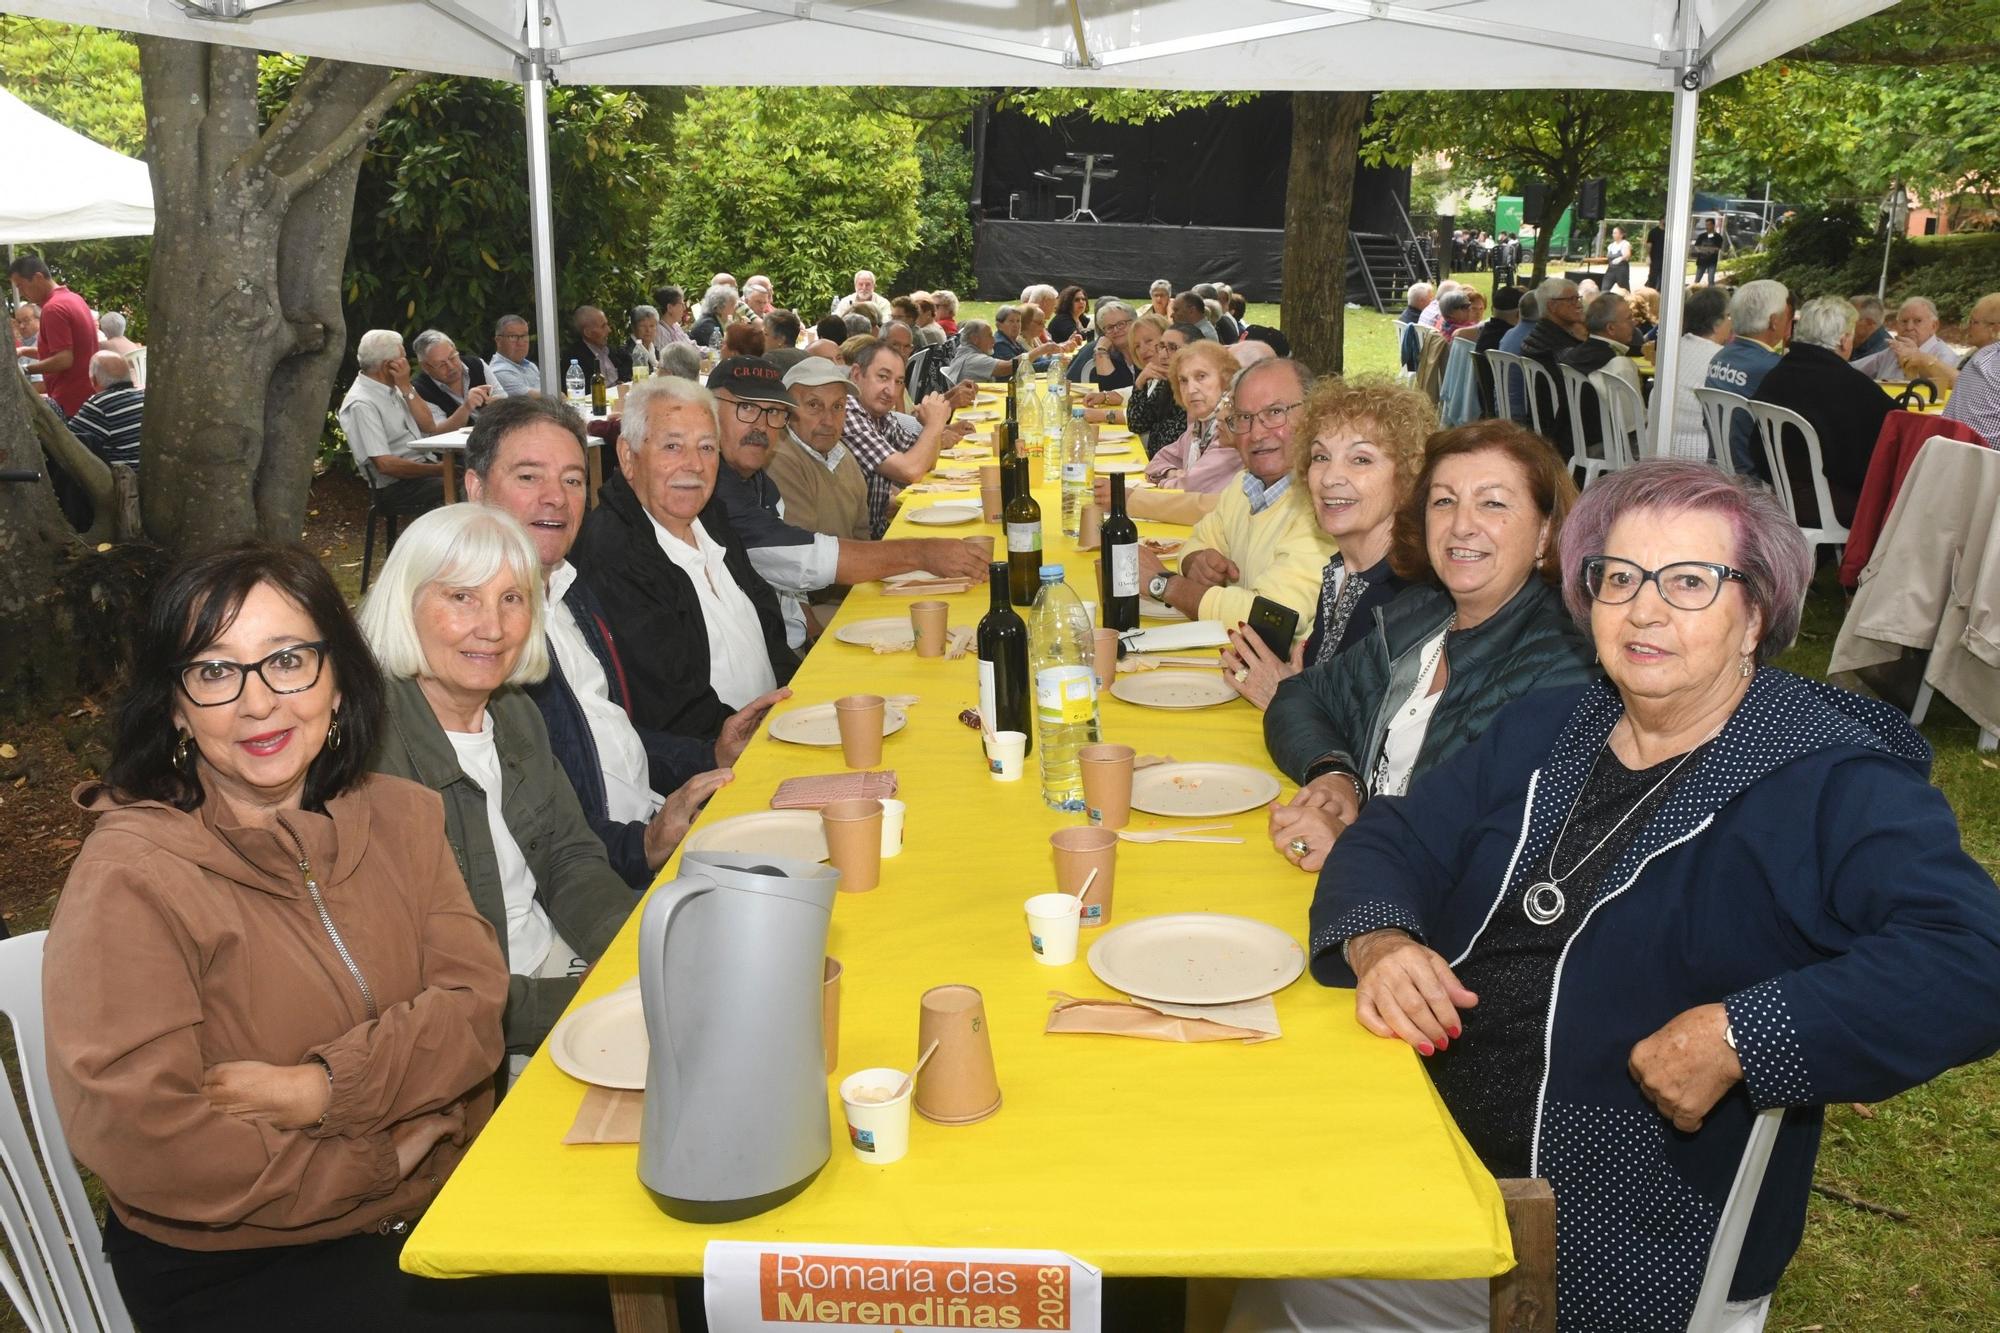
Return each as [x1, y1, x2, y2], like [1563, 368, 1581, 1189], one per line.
[1270, 463, 2000, 1333]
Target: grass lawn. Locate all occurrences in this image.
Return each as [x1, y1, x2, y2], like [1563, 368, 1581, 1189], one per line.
[6, 267, 1997, 1329]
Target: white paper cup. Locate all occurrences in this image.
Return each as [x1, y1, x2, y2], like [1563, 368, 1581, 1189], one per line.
[839, 1067, 913, 1165]
[987, 730, 1027, 782]
[1024, 892, 1082, 966]
[879, 798, 907, 857]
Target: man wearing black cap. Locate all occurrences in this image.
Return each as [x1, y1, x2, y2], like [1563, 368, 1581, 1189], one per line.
[1472, 285, 1525, 418]
[708, 356, 987, 646]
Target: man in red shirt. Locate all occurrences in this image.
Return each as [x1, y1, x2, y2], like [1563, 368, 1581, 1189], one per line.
[10, 255, 98, 416]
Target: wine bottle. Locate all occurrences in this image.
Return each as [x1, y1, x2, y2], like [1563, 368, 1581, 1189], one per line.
[589, 371, 607, 417]
[1100, 470, 1140, 631]
[1004, 456, 1043, 607]
[999, 438, 1021, 511]
[976, 561, 1031, 755]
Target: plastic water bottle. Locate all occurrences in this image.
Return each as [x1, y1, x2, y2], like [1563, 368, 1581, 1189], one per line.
[1061, 408, 1095, 537]
[1040, 378, 1068, 482]
[564, 359, 586, 403]
[1029, 564, 1102, 811]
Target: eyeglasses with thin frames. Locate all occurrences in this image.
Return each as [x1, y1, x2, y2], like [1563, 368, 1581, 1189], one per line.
[1582, 556, 1748, 611]
[178, 642, 329, 707]
[1225, 401, 1303, 433]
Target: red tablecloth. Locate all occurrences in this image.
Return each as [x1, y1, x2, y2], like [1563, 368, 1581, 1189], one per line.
[1839, 411, 1989, 589]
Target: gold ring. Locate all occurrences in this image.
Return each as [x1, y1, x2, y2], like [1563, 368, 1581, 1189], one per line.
[1233, 668, 1250, 683]
[1287, 837, 1311, 858]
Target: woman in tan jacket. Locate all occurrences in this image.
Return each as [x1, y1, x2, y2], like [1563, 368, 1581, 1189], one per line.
[43, 543, 608, 1331]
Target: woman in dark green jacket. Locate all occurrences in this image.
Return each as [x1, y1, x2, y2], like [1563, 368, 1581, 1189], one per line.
[1265, 421, 1596, 872]
[361, 506, 635, 1062]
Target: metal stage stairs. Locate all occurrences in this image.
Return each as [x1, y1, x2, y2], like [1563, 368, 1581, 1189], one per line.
[1348, 231, 1427, 313]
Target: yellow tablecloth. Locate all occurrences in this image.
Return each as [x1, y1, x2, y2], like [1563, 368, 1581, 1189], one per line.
[402, 400, 1513, 1284]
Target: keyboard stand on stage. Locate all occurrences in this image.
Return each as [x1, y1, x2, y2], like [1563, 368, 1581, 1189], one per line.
[1052, 152, 1117, 223]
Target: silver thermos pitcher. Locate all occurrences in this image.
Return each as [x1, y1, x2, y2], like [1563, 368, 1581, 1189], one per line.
[636, 850, 839, 1222]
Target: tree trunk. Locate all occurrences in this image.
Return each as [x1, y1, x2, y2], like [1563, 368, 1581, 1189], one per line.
[136, 39, 420, 551]
[0, 332, 87, 712]
[1527, 172, 1582, 284]
[1283, 91, 1371, 376]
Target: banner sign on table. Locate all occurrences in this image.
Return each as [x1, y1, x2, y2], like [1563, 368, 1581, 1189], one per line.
[704, 1241, 1101, 1331]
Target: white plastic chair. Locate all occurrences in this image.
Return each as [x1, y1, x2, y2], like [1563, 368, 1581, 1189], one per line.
[1556, 364, 1604, 484]
[0, 932, 135, 1332]
[1748, 400, 1850, 563]
[121, 347, 145, 391]
[1484, 347, 1523, 422]
[1686, 1107, 1786, 1332]
[1691, 387, 1749, 476]
[1593, 370, 1649, 473]
[1517, 356, 1564, 448]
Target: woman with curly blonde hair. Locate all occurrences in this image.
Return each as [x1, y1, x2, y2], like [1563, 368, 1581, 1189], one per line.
[1222, 377, 1437, 708]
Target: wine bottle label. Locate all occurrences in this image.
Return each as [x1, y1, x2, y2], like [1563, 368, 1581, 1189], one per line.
[978, 659, 997, 731]
[1061, 462, 1088, 484]
[1035, 665, 1097, 726]
[1109, 541, 1140, 597]
[1006, 521, 1042, 554]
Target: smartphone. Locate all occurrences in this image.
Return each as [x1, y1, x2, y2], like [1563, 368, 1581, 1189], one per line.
[1246, 596, 1301, 661]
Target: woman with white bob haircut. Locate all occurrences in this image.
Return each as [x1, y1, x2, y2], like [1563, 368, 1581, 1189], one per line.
[361, 504, 634, 1069]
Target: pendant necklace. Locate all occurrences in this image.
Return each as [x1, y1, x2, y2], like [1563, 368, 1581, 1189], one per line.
[1521, 721, 1721, 927]
[1368, 613, 1455, 799]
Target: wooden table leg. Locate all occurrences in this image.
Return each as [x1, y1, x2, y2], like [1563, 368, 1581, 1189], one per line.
[609, 1275, 679, 1332]
[1490, 1178, 1556, 1332]
[441, 453, 459, 506]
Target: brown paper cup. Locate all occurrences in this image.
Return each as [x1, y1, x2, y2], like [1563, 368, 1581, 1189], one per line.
[979, 465, 1003, 521]
[834, 694, 885, 768]
[964, 534, 996, 562]
[821, 799, 884, 892]
[823, 957, 842, 1074]
[915, 984, 1002, 1125]
[1078, 743, 1135, 831]
[1050, 826, 1118, 928]
[1077, 503, 1102, 550]
[1091, 628, 1119, 691]
[911, 600, 949, 658]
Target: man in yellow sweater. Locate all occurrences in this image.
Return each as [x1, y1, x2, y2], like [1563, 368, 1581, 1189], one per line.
[1139, 358, 1336, 636]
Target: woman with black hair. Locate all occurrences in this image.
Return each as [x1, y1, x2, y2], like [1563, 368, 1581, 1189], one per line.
[41, 542, 607, 1331]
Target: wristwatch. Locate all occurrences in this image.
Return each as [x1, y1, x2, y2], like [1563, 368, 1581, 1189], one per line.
[1147, 572, 1172, 601]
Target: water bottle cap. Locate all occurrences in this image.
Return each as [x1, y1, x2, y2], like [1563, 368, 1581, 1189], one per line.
[1072, 407, 1084, 417]
[1039, 564, 1064, 580]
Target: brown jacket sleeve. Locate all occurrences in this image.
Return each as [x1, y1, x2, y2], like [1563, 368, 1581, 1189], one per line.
[307, 801, 509, 1137]
[44, 837, 404, 1230]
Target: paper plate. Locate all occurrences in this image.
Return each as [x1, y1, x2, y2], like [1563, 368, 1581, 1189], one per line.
[1087, 913, 1305, 1005]
[908, 503, 982, 526]
[769, 702, 909, 747]
[1093, 442, 1133, 456]
[549, 980, 648, 1090]
[1129, 762, 1281, 818]
[1110, 670, 1238, 710]
[1096, 460, 1146, 474]
[834, 617, 919, 648]
[1139, 597, 1187, 621]
[683, 809, 830, 862]
[959, 408, 998, 422]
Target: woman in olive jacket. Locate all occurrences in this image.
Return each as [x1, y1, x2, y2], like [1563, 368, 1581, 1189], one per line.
[361, 505, 635, 1059]
[1264, 421, 1597, 872]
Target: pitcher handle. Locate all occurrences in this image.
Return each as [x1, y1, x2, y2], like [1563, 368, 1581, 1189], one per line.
[638, 878, 717, 1094]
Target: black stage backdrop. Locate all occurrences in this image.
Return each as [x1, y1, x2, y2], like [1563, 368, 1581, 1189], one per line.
[973, 95, 1410, 303]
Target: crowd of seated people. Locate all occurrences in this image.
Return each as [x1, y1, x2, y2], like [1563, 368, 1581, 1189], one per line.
[41, 252, 2000, 1331]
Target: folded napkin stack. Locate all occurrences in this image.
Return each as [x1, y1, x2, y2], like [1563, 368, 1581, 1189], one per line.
[770, 771, 900, 809]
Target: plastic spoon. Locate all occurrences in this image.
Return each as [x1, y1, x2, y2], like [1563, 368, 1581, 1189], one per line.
[1074, 867, 1099, 902]
[896, 1039, 941, 1099]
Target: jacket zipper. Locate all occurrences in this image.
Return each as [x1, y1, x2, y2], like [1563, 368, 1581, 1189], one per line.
[276, 814, 379, 1022]
[1449, 767, 1542, 970]
[1525, 814, 1715, 1177]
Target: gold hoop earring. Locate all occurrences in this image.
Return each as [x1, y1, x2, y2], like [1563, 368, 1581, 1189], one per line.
[326, 711, 343, 751]
[173, 729, 197, 775]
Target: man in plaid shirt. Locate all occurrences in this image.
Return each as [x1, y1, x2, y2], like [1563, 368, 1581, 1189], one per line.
[841, 341, 954, 537]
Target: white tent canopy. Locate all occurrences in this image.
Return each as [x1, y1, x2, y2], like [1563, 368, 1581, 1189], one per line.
[6, 0, 1897, 451]
[0, 85, 152, 243]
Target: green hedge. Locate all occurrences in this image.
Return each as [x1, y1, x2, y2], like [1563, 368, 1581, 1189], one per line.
[1730, 230, 2000, 326]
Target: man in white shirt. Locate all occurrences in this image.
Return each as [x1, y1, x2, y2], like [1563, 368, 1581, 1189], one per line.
[486, 313, 543, 397]
[833, 269, 891, 325]
[463, 395, 785, 886]
[1850, 296, 1964, 387]
[336, 328, 444, 514]
[1669, 286, 1735, 461]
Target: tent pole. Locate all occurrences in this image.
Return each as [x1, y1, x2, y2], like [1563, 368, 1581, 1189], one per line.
[524, 0, 561, 397]
[1649, 12, 1702, 459]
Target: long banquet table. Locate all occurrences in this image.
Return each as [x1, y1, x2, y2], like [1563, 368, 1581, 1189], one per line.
[400, 388, 1514, 1326]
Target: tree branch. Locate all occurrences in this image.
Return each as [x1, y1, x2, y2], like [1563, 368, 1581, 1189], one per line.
[247, 56, 344, 173]
[277, 68, 426, 202]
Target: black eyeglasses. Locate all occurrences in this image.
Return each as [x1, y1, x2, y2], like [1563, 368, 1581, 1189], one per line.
[1582, 557, 1748, 611]
[178, 642, 329, 707]
[721, 398, 792, 425]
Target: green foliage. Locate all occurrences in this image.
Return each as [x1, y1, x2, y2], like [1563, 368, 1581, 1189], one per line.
[1763, 203, 1874, 271]
[1731, 232, 2000, 327]
[1000, 89, 1252, 126]
[298, 66, 668, 348]
[0, 17, 144, 153]
[900, 138, 975, 294]
[648, 87, 923, 321]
